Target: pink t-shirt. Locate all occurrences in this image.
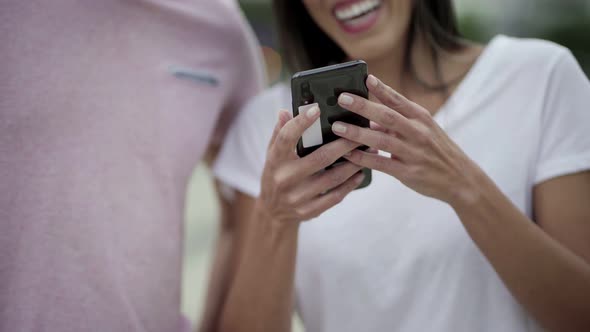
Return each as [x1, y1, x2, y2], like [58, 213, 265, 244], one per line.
[0, 1, 264, 331]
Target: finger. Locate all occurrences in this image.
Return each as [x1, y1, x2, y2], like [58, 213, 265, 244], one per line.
[371, 122, 404, 140]
[268, 110, 292, 150]
[365, 74, 425, 119]
[337, 93, 417, 137]
[288, 162, 362, 205]
[288, 138, 360, 179]
[272, 105, 321, 159]
[344, 149, 407, 176]
[270, 138, 359, 190]
[296, 172, 365, 221]
[332, 122, 413, 160]
[370, 121, 388, 134]
[365, 146, 399, 160]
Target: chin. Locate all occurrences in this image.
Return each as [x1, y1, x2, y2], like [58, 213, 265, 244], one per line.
[304, 0, 410, 65]
[342, 33, 403, 63]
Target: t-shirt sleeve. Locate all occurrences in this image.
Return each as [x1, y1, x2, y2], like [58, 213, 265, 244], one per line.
[534, 50, 590, 184]
[212, 90, 280, 198]
[210, 11, 266, 147]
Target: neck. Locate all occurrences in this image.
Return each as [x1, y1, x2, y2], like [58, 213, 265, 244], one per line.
[364, 32, 438, 96]
[363, 33, 483, 115]
[364, 42, 406, 93]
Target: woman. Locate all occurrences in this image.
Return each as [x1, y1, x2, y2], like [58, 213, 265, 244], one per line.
[202, 1, 590, 331]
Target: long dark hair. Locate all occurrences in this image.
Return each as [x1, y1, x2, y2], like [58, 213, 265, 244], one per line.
[273, 0, 465, 91]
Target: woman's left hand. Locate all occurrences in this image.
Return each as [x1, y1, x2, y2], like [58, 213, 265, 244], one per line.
[333, 74, 484, 206]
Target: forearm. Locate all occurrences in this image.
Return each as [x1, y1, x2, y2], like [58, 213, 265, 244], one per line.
[451, 172, 590, 332]
[198, 228, 236, 332]
[219, 207, 299, 332]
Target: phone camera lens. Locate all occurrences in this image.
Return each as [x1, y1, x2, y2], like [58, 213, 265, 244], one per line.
[301, 82, 314, 104]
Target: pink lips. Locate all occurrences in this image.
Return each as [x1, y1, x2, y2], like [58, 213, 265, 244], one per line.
[332, 0, 382, 34]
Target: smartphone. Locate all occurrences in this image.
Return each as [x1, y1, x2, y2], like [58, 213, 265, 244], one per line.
[291, 60, 372, 189]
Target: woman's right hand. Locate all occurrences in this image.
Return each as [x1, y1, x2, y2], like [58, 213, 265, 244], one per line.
[256, 106, 366, 225]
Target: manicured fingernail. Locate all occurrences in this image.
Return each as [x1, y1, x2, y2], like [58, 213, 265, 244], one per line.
[367, 75, 378, 88]
[332, 122, 347, 134]
[277, 110, 289, 122]
[306, 106, 319, 118]
[339, 94, 353, 106]
[355, 173, 365, 184]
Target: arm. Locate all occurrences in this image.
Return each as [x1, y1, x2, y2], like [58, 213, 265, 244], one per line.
[218, 195, 300, 332]
[198, 183, 301, 332]
[334, 75, 590, 332]
[196, 6, 266, 330]
[197, 144, 238, 332]
[451, 170, 590, 332]
[197, 179, 240, 332]
[212, 109, 365, 332]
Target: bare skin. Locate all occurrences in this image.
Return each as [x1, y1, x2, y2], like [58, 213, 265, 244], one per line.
[203, 76, 590, 332]
[330, 75, 590, 331]
[206, 109, 366, 332]
[199, 0, 590, 330]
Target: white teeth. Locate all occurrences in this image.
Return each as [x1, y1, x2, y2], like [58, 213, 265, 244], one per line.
[335, 0, 381, 21]
[354, 4, 362, 14]
[361, 2, 369, 12]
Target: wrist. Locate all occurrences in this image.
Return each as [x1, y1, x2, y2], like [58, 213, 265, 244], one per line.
[253, 199, 301, 236]
[446, 164, 488, 210]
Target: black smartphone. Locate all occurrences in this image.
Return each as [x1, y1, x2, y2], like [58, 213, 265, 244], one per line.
[291, 60, 372, 189]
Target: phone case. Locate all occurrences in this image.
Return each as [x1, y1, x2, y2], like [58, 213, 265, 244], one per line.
[291, 60, 372, 189]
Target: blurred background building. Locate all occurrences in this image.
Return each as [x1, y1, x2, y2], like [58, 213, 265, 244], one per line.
[182, 1, 589, 330]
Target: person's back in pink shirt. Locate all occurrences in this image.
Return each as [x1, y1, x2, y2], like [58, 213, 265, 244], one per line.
[0, 1, 264, 331]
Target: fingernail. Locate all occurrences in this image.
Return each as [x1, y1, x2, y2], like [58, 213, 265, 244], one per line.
[344, 151, 352, 157]
[339, 94, 353, 106]
[367, 75, 378, 88]
[278, 110, 289, 122]
[332, 122, 347, 134]
[306, 106, 319, 118]
[355, 173, 365, 184]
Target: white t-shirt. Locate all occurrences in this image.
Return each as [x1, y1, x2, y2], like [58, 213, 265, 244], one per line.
[213, 35, 590, 332]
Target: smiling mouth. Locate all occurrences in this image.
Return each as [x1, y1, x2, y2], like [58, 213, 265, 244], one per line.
[333, 0, 383, 33]
[334, 0, 382, 22]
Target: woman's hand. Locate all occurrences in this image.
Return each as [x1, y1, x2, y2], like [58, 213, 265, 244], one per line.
[332, 74, 483, 205]
[256, 107, 366, 226]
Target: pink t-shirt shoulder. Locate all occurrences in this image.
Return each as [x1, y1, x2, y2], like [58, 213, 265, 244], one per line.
[0, 1, 264, 331]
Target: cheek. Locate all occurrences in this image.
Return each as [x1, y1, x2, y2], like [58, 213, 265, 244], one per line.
[303, 0, 329, 20]
[302, 0, 338, 35]
[387, 0, 413, 26]
[389, 0, 413, 11]
[302, 0, 323, 15]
